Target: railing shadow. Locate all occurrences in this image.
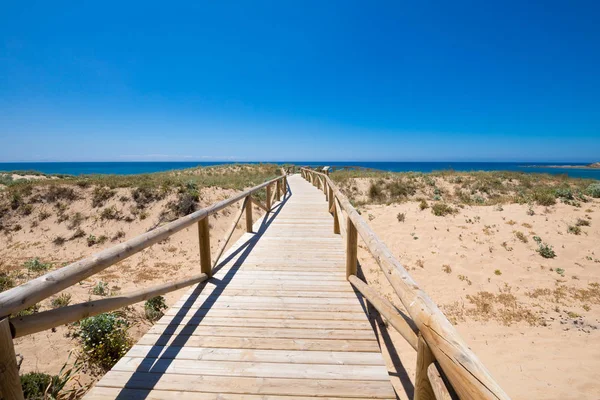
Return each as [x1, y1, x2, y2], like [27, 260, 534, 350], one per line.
[355, 264, 413, 400]
[114, 187, 292, 398]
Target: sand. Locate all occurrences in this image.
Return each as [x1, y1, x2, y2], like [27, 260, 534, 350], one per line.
[357, 199, 600, 399]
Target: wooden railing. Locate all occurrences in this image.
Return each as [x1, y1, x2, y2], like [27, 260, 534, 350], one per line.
[300, 167, 510, 400]
[0, 171, 288, 400]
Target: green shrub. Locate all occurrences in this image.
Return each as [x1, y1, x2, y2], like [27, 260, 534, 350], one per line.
[419, 199, 429, 210]
[555, 188, 573, 200]
[431, 203, 455, 216]
[567, 225, 581, 235]
[368, 182, 384, 201]
[0, 272, 15, 292]
[91, 187, 115, 208]
[91, 281, 109, 296]
[87, 234, 97, 247]
[514, 231, 528, 243]
[145, 296, 168, 321]
[51, 293, 72, 309]
[171, 191, 198, 216]
[586, 183, 600, 198]
[24, 258, 52, 273]
[537, 243, 556, 259]
[20, 372, 54, 400]
[576, 218, 590, 227]
[100, 206, 120, 220]
[21, 355, 85, 399]
[387, 179, 416, 198]
[13, 303, 41, 317]
[533, 236, 542, 244]
[532, 189, 556, 206]
[52, 236, 66, 246]
[397, 212, 405, 222]
[78, 313, 131, 370]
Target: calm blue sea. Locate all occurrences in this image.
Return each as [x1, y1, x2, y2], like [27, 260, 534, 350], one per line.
[0, 161, 599, 180]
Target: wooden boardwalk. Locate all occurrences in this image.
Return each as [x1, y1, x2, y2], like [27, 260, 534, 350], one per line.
[85, 174, 396, 399]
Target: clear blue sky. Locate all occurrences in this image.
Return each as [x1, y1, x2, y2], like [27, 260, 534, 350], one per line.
[1, 1, 599, 162]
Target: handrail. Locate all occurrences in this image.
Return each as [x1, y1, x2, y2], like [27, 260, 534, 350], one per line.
[0, 174, 285, 318]
[301, 167, 509, 400]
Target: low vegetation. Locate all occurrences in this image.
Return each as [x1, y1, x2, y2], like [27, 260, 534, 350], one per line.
[145, 295, 168, 321]
[77, 312, 131, 370]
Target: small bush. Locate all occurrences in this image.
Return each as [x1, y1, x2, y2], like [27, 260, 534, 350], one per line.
[532, 189, 556, 206]
[87, 234, 97, 247]
[53, 236, 66, 246]
[171, 191, 198, 217]
[419, 199, 429, 210]
[0, 272, 15, 292]
[576, 218, 590, 227]
[555, 188, 573, 200]
[21, 372, 54, 399]
[78, 313, 131, 370]
[533, 235, 542, 244]
[43, 186, 79, 202]
[397, 212, 405, 222]
[100, 206, 120, 220]
[442, 265, 452, 274]
[586, 183, 600, 198]
[51, 293, 72, 308]
[38, 210, 51, 221]
[70, 228, 86, 240]
[514, 231, 528, 243]
[494, 269, 502, 275]
[145, 296, 168, 321]
[537, 243, 556, 259]
[24, 258, 52, 273]
[567, 225, 581, 235]
[431, 203, 455, 216]
[13, 303, 41, 317]
[91, 281, 109, 296]
[21, 356, 84, 399]
[368, 182, 385, 201]
[68, 212, 84, 229]
[92, 187, 115, 208]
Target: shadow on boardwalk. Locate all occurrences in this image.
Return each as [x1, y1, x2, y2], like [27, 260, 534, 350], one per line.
[114, 187, 292, 399]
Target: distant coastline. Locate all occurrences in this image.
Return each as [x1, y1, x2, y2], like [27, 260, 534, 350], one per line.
[522, 162, 600, 170]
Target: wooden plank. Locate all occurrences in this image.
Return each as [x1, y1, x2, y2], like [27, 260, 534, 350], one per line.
[163, 308, 368, 321]
[95, 371, 397, 398]
[154, 316, 373, 330]
[123, 346, 386, 365]
[86, 386, 396, 400]
[135, 334, 382, 352]
[145, 325, 377, 341]
[112, 357, 390, 381]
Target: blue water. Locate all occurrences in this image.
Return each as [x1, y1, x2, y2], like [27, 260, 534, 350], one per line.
[0, 161, 599, 180]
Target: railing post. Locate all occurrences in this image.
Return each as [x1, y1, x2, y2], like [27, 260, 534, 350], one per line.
[276, 179, 281, 201]
[0, 318, 25, 400]
[266, 184, 272, 210]
[324, 180, 328, 201]
[415, 334, 436, 400]
[328, 186, 334, 213]
[333, 200, 340, 235]
[346, 217, 357, 278]
[245, 196, 253, 232]
[198, 218, 212, 277]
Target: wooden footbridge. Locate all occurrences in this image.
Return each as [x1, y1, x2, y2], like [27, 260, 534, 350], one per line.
[0, 169, 510, 400]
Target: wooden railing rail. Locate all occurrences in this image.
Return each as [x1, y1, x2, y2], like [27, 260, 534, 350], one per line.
[300, 168, 509, 400]
[0, 171, 288, 399]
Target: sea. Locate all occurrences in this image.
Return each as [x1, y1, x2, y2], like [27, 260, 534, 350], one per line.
[0, 162, 599, 180]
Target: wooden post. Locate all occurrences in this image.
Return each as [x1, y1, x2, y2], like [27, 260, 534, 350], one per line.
[346, 217, 357, 278]
[324, 180, 328, 201]
[283, 176, 287, 196]
[0, 318, 24, 400]
[266, 184, 272, 210]
[245, 196, 253, 233]
[198, 218, 212, 278]
[415, 334, 436, 400]
[333, 202, 341, 234]
[328, 186, 334, 214]
[276, 179, 281, 201]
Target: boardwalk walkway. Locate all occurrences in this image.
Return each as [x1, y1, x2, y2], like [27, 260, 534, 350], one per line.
[85, 174, 396, 399]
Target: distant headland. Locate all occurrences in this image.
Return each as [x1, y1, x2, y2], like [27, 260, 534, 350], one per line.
[523, 162, 600, 170]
